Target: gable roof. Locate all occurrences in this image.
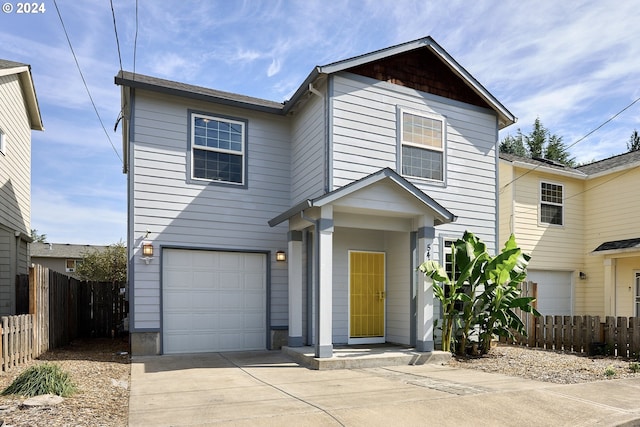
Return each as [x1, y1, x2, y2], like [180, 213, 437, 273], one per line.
[576, 150, 640, 176]
[0, 59, 44, 131]
[290, 36, 515, 129]
[115, 36, 513, 127]
[30, 242, 108, 258]
[268, 167, 456, 227]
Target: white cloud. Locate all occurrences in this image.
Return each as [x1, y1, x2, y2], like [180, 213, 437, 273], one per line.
[267, 58, 281, 77]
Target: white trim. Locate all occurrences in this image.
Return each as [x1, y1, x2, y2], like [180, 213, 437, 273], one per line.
[0, 128, 5, 155]
[635, 271, 640, 317]
[539, 180, 564, 227]
[347, 250, 386, 344]
[399, 108, 447, 183]
[190, 113, 246, 185]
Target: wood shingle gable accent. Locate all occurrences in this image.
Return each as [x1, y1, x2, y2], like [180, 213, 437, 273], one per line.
[346, 48, 488, 110]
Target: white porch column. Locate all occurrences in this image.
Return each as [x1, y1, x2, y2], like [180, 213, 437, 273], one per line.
[416, 222, 435, 352]
[603, 258, 616, 316]
[287, 231, 303, 347]
[316, 205, 333, 358]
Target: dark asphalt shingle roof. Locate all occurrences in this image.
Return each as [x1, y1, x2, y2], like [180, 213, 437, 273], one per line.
[116, 71, 284, 113]
[499, 153, 581, 174]
[576, 150, 640, 175]
[0, 59, 28, 70]
[30, 243, 108, 258]
[593, 238, 640, 253]
[501, 151, 640, 176]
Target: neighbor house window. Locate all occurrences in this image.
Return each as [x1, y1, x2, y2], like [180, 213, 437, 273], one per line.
[400, 110, 444, 181]
[191, 113, 246, 185]
[540, 182, 563, 225]
[65, 259, 82, 273]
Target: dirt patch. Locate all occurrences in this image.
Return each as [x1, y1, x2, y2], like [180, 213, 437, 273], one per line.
[0, 338, 130, 427]
[448, 343, 640, 384]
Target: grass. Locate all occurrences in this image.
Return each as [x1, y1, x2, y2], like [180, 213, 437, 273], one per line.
[1, 363, 77, 397]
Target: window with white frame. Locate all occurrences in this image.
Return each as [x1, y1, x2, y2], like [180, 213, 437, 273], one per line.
[400, 110, 444, 181]
[65, 259, 82, 273]
[191, 113, 246, 184]
[0, 128, 5, 155]
[540, 182, 563, 225]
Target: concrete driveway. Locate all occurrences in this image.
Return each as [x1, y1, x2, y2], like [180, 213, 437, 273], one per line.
[129, 350, 640, 426]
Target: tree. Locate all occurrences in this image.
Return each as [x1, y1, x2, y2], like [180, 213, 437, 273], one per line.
[75, 242, 127, 284]
[498, 132, 528, 157]
[500, 118, 575, 166]
[30, 229, 47, 243]
[628, 130, 640, 152]
[419, 231, 539, 355]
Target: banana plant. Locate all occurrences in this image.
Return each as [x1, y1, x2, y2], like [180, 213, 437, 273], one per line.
[419, 231, 539, 355]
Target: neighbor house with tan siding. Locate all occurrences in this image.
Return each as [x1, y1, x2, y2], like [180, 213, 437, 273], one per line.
[499, 151, 640, 318]
[117, 36, 516, 356]
[0, 60, 43, 316]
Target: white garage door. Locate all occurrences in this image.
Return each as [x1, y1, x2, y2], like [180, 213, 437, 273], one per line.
[527, 270, 572, 316]
[162, 249, 267, 354]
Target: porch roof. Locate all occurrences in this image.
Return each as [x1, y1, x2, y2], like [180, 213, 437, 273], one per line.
[268, 168, 456, 227]
[592, 237, 640, 255]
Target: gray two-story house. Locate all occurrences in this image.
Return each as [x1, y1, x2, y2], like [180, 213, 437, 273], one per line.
[0, 60, 43, 316]
[116, 36, 515, 356]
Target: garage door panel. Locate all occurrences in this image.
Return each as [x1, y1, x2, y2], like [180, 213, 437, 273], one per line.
[527, 270, 572, 316]
[162, 249, 267, 354]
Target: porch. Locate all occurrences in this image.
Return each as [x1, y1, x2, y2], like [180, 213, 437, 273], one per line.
[282, 343, 451, 370]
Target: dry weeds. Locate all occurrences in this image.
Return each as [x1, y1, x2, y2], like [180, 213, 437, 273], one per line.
[0, 338, 129, 427]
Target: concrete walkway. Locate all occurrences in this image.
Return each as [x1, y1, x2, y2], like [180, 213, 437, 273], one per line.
[129, 350, 640, 426]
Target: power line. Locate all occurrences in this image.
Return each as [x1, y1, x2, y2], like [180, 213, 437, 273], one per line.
[500, 95, 640, 192]
[110, 0, 123, 72]
[52, 0, 123, 164]
[133, 0, 139, 76]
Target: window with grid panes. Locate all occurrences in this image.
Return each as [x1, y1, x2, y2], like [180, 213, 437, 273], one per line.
[400, 111, 444, 181]
[191, 113, 245, 184]
[540, 182, 563, 225]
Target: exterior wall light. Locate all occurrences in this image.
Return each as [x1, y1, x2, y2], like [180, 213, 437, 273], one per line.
[141, 242, 154, 264]
[579, 271, 587, 280]
[276, 250, 286, 262]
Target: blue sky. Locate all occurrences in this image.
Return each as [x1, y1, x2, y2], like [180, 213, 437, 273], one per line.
[1, 0, 639, 245]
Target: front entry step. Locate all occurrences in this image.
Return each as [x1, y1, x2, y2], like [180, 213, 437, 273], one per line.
[282, 345, 451, 370]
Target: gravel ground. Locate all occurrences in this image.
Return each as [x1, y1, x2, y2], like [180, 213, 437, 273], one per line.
[0, 338, 130, 427]
[448, 343, 640, 384]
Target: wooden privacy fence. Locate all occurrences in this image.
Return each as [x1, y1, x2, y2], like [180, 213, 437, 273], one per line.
[508, 314, 640, 358]
[0, 265, 127, 372]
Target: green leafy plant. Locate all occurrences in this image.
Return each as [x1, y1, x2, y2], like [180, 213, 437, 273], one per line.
[419, 231, 540, 355]
[2, 363, 76, 397]
[629, 362, 640, 373]
[604, 366, 616, 378]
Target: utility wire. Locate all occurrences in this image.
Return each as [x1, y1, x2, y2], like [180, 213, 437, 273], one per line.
[500, 95, 640, 192]
[133, 0, 139, 77]
[110, 0, 123, 72]
[53, 0, 123, 164]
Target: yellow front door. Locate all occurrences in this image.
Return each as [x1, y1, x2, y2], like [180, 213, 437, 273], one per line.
[349, 251, 385, 343]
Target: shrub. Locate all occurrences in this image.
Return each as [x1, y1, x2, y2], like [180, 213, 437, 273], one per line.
[2, 363, 76, 397]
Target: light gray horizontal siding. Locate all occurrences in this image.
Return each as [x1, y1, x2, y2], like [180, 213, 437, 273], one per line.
[331, 73, 499, 252]
[290, 82, 325, 202]
[130, 90, 291, 330]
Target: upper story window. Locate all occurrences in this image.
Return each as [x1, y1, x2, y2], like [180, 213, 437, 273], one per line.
[540, 181, 563, 225]
[191, 113, 246, 185]
[400, 110, 445, 181]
